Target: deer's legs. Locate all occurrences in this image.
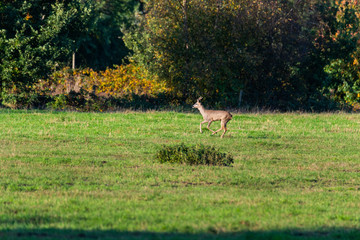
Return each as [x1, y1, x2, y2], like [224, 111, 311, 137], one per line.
[200, 120, 207, 133]
[220, 125, 227, 138]
[207, 121, 215, 133]
[213, 121, 228, 138]
[213, 121, 224, 134]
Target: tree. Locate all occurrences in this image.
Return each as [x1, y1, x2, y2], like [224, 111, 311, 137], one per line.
[0, 0, 140, 107]
[0, 0, 98, 97]
[321, 0, 360, 108]
[124, 0, 329, 109]
[75, 0, 141, 70]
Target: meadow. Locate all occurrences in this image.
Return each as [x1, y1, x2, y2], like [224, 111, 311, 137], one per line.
[1, 109, 360, 239]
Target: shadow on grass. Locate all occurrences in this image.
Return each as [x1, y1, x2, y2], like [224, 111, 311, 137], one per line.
[1, 228, 359, 240]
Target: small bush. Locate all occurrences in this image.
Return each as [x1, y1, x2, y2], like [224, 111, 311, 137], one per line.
[47, 90, 109, 112]
[155, 143, 234, 166]
[1, 89, 50, 109]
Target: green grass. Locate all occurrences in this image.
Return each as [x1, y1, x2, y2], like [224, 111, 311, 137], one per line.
[1, 109, 360, 239]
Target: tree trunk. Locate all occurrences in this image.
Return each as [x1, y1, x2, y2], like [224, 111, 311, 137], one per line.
[238, 89, 243, 108]
[72, 52, 75, 69]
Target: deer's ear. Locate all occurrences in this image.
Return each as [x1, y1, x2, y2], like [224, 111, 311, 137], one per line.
[197, 97, 203, 102]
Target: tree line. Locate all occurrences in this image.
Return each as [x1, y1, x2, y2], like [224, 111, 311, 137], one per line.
[1, 0, 360, 111]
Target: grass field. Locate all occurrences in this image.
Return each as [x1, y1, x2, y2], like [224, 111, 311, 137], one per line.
[1, 109, 360, 239]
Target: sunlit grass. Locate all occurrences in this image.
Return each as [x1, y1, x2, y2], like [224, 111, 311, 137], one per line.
[1, 109, 360, 239]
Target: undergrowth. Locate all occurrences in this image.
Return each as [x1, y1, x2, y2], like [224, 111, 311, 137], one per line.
[155, 143, 234, 166]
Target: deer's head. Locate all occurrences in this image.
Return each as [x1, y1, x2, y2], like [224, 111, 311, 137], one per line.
[192, 97, 203, 109]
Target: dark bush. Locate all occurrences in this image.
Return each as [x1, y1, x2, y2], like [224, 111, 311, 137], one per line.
[1, 90, 50, 109]
[48, 90, 109, 112]
[155, 143, 234, 167]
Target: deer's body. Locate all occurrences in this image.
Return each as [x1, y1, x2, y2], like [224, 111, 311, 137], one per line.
[193, 97, 232, 138]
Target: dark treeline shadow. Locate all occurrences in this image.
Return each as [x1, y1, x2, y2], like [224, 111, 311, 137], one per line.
[0, 88, 353, 113]
[1, 228, 359, 240]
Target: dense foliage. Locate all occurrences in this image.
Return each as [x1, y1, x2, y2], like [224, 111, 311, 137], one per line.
[1, 0, 360, 111]
[124, 0, 360, 110]
[1, 65, 168, 110]
[322, 0, 360, 109]
[0, 0, 94, 93]
[155, 143, 234, 166]
[0, 0, 139, 108]
[44, 65, 169, 111]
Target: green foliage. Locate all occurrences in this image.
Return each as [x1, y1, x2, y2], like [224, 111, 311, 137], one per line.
[1, 90, 50, 109]
[0, 0, 139, 105]
[320, 1, 360, 110]
[155, 143, 234, 166]
[123, 0, 327, 108]
[324, 59, 360, 107]
[48, 90, 104, 112]
[123, 0, 360, 110]
[2, 0, 360, 111]
[0, 0, 97, 101]
[75, 0, 140, 70]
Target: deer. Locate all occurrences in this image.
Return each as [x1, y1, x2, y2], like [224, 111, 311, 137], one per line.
[192, 97, 232, 138]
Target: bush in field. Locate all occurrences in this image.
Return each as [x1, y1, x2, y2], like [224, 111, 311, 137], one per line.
[155, 143, 234, 167]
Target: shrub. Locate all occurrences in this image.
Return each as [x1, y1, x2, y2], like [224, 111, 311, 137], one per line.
[1, 88, 50, 109]
[93, 64, 169, 98]
[47, 90, 109, 112]
[25, 63, 172, 111]
[41, 64, 169, 100]
[155, 143, 234, 167]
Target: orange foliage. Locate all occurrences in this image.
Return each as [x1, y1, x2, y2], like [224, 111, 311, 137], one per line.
[41, 64, 169, 99]
[94, 64, 169, 97]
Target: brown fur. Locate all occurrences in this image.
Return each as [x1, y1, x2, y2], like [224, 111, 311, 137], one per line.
[192, 97, 232, 138]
